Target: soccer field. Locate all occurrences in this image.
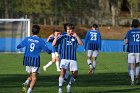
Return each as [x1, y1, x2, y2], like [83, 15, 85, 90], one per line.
[0, 52, 139, 93]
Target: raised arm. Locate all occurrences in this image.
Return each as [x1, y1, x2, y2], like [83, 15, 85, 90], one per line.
[73, 32, 83, 46]
[47, 34, 54, 42]
[52, 32, 59, 46]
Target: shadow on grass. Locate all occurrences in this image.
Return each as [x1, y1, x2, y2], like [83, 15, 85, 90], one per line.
[0, 72, 131, 88]
[1, 72, 140, 93]
[94, 87, 140, 93]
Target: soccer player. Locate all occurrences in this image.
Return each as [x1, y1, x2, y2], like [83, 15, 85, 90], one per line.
[52, 23, 83, 93]
[84, 24, 101, 74]
[43, 30, 61, 72]
[124, 19, 140, 85]
[17, 25, 51, 93]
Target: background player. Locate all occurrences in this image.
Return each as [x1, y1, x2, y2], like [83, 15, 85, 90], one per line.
[43, 30, 61, 72]
[17, 25, 51, 93]
[84, 24, 101, 74]
[124, 19, 140, 85]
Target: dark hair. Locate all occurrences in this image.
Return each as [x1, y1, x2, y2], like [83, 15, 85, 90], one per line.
[53, 29, 60, 33]
[32, 25, 40, 35]
[131, 19, 139, 28]
[66, 23, 75, 30]
[63, 23, 69, 31]
[91, 24, 98, 28]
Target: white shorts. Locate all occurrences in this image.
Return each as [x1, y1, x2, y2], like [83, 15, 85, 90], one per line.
[26, 66, 40, 73]
[52, 52, 59, 58]
[128, 53, 140, 63]
[87, 50, 99, 57]
[60, 59, 78, 71]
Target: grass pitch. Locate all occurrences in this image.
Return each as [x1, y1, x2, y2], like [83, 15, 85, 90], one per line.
[0, 52, 140, 93]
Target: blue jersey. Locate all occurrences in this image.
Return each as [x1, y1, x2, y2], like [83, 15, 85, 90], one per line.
[56, 34, 78, 61]
[17, 35, 50, 67]
[125, 28, 140, 53]
[84, 30, 101, 51]
[58, 32, 67, 56]
[48, 36, 59, 53]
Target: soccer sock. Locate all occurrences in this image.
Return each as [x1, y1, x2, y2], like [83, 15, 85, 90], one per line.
[135, 66, 139, 77]
[45, 61, 53, 68]
[24, 79, 30, 85]
[130, 69, 134, 82]
[87, 59, 93, 69]
[64, 71, 69, 80]
[128, 63, 131, 76]
[93, 61, 96, 69]
[56, 61, 60, 70]
[27, 88, 32, 93]
[68, 76, 75, 86]
[59, 77, 64, 89]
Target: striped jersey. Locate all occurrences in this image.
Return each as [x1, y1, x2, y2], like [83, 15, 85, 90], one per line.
[56, 34, 78, 61]
[58, 32, 67, 56]
[124, 28, 140, 53]
[84, 30, 101, 51]
[17, 35, 50, 67]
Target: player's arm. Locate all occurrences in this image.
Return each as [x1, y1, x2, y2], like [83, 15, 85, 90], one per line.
[84, 32, 89, 51]
[73, 32, 83, 46]
[17, 38, 27, 49]
[98, 32, 101, 50]
[123, 32, 129, 52]
[124, 39, 128, 44]
[44, 44, 52, 54]
[124, 31, 130, 44]
[47, 34, 54, 42]
[52, 33, 59, 46]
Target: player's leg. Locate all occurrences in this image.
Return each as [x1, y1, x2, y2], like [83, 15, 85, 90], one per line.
[128, 63, 131, 78]
[64, 69, 70, 83]
[22, 66, 32, 93]
[135, 53, 140, 85]
[92, 50, 99, 69]
[92, 50, 99, 73]
[66, 60, 78, 93]
[87, 50, 94, 74]
[27, 67, 39, 93]
[43, 53, 56, 71]
[58, 59, 69, 93]
[55, 52, 61, 71]
[128, 53, 135, 85]
[22, 75, 31, 92]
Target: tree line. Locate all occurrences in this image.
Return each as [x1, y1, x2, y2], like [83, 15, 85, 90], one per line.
[0, 0, 140, 27]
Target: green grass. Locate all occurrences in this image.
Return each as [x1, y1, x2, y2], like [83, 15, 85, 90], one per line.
[0, 52, 140, 93]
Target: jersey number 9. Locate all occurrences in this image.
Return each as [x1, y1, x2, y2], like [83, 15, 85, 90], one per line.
[30, 43, 35, 52]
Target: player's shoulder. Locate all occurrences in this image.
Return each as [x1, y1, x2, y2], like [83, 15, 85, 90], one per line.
[86, 30, 91, 34]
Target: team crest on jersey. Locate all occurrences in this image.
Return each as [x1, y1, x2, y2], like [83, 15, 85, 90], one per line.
[71, 38, 75, 41]
[67, 41, 72, 45]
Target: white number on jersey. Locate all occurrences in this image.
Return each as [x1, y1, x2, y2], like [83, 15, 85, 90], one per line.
[90, 33, 97, 40]
[30, 43, 35, 52]
[133, 34, 140, 42]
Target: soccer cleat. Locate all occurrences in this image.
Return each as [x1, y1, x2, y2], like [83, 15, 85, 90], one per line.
[22, 83, 27, 93]
[66, 85, 71, 93]
[43, 66, 46, 71]
[131, 81, 134, 86]
[88, 68, 93, 75]
[58, 88, 62, 93]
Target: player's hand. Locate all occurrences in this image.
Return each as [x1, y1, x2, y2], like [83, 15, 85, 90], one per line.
[72, 32, 77, 37]
[54, 32, 60, 37]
